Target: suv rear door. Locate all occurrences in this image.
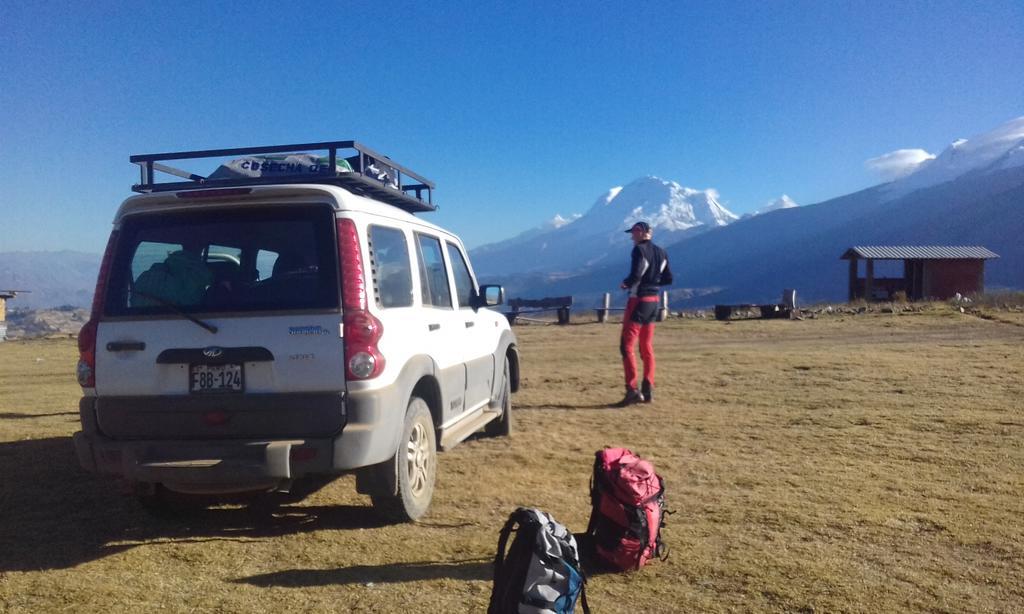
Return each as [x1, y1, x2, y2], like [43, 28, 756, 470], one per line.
[93, 203, 347, 440]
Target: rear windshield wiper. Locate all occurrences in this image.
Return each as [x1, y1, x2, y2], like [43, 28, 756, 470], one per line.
[133, 290, 218, 334]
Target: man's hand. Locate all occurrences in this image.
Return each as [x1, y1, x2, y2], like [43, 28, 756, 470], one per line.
[620, 282, 629, 290]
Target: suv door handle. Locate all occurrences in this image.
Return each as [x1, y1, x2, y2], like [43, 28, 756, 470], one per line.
[428, 323, 441, 331]
[107, 341, 146, 352]
[464, 321, 475, 328]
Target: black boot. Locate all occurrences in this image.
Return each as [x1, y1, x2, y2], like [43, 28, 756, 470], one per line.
[616, 387, 645, 407]
[641, 380, 653, 403]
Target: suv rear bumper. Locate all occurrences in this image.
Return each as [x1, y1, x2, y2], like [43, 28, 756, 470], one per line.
[75, 383, 407, 491]
[91, 392, 347, 440]
[72, 432, 331, 492]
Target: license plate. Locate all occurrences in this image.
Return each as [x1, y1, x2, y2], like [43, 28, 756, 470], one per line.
[190, 363, 243, 393]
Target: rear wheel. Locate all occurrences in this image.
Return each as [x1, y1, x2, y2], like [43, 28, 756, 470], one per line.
[371, 397, 436, 522]
[484, 356, 513, 438]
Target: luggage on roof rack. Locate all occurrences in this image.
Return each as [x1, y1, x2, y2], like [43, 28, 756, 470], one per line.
[129, 140, 436, 213]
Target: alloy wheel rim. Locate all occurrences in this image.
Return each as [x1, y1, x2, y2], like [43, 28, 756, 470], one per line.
[406, 421, 430, 498]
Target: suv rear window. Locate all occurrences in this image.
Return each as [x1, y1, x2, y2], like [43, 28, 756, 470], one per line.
[104, 205, 339, 315]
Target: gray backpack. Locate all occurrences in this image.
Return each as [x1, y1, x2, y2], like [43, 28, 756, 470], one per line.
[488, 507, 590, 614]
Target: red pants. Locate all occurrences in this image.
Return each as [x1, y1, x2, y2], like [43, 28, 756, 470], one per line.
[621, 296, 658, 390]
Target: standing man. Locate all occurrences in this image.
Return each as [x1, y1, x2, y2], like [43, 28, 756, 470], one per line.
[618, 221, 672, 406]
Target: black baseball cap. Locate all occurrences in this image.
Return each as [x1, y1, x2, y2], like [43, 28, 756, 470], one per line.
[625, 221, 651, 233]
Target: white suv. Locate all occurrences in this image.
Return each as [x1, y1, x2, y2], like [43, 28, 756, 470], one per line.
[73, 141, 519, 521]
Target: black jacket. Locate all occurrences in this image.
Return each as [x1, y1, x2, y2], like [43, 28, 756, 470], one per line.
[623, 240, 673, 297]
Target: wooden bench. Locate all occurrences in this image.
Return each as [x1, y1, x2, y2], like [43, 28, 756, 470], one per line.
[714, 304, 756, 320]
[506, 296, 573, 325]
[714, 303, 796, 320]
[715, 290, 797, 321]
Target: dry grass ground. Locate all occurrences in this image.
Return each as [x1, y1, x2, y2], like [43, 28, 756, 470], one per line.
[1, 305, 1022, 613]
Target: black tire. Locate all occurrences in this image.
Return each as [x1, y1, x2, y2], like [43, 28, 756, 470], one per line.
[371, 397, 437, 522]
[484, 356, 513, 438]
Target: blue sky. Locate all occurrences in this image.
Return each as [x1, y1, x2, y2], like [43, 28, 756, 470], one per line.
[2, 0, 1022, 252]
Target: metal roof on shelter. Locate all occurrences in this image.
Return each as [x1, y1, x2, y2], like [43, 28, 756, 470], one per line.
[840, 246, 1000, 260]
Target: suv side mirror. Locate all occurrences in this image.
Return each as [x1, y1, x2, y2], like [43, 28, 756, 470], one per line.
[476, 285, 505, 307]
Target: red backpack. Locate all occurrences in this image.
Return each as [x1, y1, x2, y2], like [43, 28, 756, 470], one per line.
[586, 447, 668, 570]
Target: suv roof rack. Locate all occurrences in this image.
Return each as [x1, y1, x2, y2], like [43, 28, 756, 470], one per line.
[129, 140, 436, 213]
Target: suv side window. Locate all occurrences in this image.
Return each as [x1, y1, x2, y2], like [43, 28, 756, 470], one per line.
[446, 242, 476, 309]
[415, 233, 452, 309]
[369, 225, 413, 308]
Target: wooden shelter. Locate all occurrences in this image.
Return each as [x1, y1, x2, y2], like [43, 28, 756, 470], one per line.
[840, 246, 999, 301]
[0, 290, 20, 341]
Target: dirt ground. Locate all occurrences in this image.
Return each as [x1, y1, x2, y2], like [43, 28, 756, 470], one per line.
[1, 306, 1022, 613]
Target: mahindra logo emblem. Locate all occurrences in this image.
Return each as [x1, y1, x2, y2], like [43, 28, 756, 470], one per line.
[202, 347, 224, 358]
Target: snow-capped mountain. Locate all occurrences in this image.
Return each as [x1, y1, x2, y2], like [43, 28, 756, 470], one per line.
[471, 176, 738, 276]
[747, 195, 799, 217]
[884, 116, 1024, 199]
[549, 213, 582, 228]
[564, 177, 737, 236]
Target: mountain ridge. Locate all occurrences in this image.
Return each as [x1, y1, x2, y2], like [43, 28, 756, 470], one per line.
[0, 251, 100, 310]
[4, 117, 1022, 310]
[501, 164, 1024, 308]
[475, 116, 1024, 307]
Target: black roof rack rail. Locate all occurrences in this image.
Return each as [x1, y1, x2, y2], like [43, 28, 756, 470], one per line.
[129, 140, 436, 213]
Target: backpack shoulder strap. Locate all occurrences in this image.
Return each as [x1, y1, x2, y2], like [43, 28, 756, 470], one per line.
[489, 509, 530, 614]
[586, 452, 607, 535]
[492, 510, 523, 577]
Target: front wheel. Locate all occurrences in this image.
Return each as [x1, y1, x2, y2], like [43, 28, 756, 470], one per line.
[371, 397, 437, 522]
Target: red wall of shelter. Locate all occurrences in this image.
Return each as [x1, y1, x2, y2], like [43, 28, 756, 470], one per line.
[924, 259, 985, 299]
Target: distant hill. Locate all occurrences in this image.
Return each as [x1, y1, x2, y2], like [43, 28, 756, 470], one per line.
[673, 163, 1024, 306]
[3, 307, 89, 339]
[0, 251, 100, 309]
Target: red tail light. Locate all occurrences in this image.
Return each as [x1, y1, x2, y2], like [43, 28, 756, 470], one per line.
[78, 230, 118, 388]
[90, 230, 119, 319]
[337, 219, 385, 380]
[337, 218, 367, 311]
[77, 319, 99, 387]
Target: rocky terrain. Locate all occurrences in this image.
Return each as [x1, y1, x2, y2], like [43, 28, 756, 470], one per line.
[3, 308, 89, 340]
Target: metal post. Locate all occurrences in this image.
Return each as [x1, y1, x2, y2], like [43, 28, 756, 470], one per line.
[849, 258, 858, 301]
[782, 289, 797, 310]
[865, 259, 875, 302]
[597, 292, 610, 323]
[657, 290, 668, 321]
